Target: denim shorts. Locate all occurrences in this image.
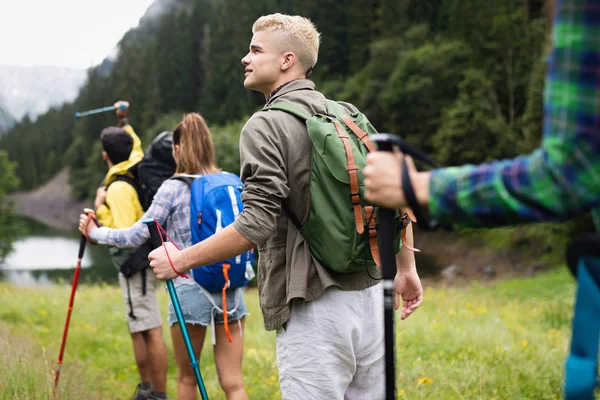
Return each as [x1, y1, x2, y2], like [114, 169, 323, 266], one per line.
[167, 283, 249, 327]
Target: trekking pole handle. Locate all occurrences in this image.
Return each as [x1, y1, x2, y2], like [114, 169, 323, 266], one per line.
[143, 219, 163, 249]
[78, 235, 87, 259]
[371, 134, 438, 231]
[371, 133, 400, 152]
[370, 134, 400, 281]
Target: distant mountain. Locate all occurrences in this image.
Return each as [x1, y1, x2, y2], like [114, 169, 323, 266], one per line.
[0, 65, 87, 122]
[95, 0, 185, 78]
[0, 0, 178, 129]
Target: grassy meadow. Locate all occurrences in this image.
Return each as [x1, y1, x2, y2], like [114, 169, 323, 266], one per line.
[0, 268, 582, 399]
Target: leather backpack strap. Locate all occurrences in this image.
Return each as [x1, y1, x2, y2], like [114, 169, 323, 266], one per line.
[339, 115, 378, 153]
[400, 209, 420, 252]
[332, 119, 364, 234]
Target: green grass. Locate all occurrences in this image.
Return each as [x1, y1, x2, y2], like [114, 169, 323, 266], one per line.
[0, 268, 583, 399]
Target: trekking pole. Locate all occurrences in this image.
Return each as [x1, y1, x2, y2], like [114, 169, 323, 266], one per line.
[371, 133, 440, 400]
[53, 211, 100, 395]
[74, 103, 127, 119]
[370, 135, 399, 400]
[143, 219, 209, 400]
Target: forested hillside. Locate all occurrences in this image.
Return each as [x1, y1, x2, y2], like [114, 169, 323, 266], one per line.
[1, 0, 549, 201]
[0, 106, 15, 134]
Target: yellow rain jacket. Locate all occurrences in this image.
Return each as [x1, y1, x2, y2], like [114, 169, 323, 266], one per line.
[96, 124, 144, 229]
[96, 124, 145, 269]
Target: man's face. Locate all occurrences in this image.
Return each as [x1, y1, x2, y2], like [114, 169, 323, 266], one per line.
[241, 31, 284, 95]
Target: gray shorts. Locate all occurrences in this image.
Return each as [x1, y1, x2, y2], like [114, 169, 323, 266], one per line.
[118, 270, 162, 334]
[276, 283, 385, 400]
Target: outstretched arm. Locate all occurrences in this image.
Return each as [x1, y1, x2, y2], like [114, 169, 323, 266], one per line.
[365, 0, 600, 228]
[83, 181, 177, 248]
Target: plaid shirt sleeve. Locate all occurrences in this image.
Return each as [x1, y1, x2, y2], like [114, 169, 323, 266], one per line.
[428, 0, 600, 228]
[91, 180, 180, 248]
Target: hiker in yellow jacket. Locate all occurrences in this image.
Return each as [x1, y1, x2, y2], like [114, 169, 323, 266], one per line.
[94, 103, 169, 400]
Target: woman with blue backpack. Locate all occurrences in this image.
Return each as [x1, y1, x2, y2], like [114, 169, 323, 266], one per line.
[79, 113, 251, 400]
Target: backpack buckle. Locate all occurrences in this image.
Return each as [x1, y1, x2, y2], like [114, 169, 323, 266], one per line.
[367, 224, 378, 239]
[363, 206, 377, 239]
[350, 192, 361, 206]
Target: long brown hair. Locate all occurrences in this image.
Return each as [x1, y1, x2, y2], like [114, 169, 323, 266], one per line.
[172, 113, 220, 175]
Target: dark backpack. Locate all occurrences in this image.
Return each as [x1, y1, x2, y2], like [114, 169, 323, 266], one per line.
[109, 130, 176, 210]
[135, 131, 177, 210]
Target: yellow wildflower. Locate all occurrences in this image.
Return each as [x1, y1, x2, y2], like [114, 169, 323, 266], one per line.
[418, 377, 434, 385]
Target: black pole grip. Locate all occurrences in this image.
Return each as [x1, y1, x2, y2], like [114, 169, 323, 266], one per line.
[143, 219, 163, 250]
[372, 133, 438, 231]
[370, 133, 400, 281]
[78, 235, 87, 259]
[370, 133, 398, 400]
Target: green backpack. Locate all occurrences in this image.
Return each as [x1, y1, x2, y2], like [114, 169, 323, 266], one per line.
[263, 99, 412, 273]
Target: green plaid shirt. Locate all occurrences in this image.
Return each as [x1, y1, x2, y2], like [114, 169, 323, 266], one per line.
[429, 0, 600, 229]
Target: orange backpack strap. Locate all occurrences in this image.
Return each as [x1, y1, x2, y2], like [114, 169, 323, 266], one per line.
[404, 208, 417, 223]
[222, 263, 233, 343]
[332, 119, 365, 235]
[340, 115, 378, 153]
[400, 209, 420, 252]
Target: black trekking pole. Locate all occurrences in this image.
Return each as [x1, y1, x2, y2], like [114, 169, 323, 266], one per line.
[143, 219, 209, 400]
[371, 135, 399, 400]
[371, 134, 440, 399]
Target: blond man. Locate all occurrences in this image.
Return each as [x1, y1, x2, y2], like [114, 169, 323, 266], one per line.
[148, 14, 423, 399]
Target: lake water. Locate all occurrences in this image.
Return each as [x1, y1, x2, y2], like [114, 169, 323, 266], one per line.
[0, 218, 117, 286]
[0, 217, 441, 287]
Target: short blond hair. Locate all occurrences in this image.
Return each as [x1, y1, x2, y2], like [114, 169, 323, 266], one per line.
[252, 13, 321, 72]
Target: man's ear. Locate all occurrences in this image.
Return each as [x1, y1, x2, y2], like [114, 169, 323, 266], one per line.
[102, 151, 109, 162]
[281, 52, 296, 71]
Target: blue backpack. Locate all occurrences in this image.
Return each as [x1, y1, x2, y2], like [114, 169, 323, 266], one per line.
[176, 172, 255, 292]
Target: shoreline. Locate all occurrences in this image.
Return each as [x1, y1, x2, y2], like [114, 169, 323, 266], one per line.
[7, 168, 92, 231]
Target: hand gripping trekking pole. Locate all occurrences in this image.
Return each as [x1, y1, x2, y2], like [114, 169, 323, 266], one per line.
[53, 210, 100, 395]
[370, 134, 440, 399]
[143, 219, 209, 400]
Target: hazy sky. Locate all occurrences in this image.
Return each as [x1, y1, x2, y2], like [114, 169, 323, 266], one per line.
[0, 0, 155, 69]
